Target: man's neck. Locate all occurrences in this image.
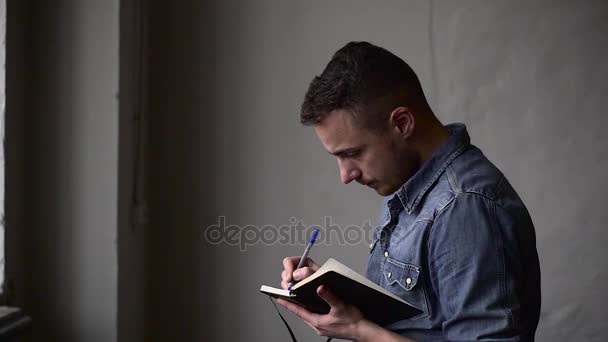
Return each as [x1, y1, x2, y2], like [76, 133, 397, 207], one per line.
[416, 121, 450, 165]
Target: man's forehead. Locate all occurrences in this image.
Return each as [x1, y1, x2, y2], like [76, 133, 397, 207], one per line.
[314, 110, 362, 153]
[320, 109, 354, 129]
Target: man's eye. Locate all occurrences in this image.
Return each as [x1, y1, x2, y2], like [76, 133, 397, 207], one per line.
[344, 151, 360, 158]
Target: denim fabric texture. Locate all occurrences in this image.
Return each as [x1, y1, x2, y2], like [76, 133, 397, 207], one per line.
[366, 123, 541, 341]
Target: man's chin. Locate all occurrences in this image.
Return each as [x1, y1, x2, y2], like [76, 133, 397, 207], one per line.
[375, 189, 391, 196]
[370, 184, 390, 196]
[371, 184, 399, 196]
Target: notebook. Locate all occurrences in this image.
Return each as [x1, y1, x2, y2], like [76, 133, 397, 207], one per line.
[260, 258, 422, 326]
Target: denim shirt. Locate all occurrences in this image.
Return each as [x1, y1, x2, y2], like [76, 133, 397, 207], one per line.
[366, 124, 541, 341]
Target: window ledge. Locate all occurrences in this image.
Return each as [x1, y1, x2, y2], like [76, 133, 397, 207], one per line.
[0, 307, 31, 340]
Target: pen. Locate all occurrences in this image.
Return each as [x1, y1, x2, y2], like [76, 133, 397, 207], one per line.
[288, 228, 320, 291]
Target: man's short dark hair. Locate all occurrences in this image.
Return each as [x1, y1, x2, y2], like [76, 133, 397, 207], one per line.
[300, 41, 425, 130]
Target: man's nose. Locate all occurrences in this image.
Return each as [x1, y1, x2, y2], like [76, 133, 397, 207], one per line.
[339, 161, 361, 184]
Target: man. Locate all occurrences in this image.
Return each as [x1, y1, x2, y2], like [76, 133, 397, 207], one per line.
[278, 41, 541, 341]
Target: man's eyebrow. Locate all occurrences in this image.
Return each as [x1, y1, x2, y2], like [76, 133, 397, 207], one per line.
[328, 146, 361, 156]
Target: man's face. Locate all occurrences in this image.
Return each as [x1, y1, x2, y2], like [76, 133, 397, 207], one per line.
[314, 110, 420, 196]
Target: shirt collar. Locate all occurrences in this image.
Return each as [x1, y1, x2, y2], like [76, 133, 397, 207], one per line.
[388, 123, 471, 214]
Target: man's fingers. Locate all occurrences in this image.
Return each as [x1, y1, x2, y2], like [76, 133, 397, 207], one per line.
[304, 258, 321, 272]
[277, 298, 319, 324]
[283, 256, 319, 272]
[293, 267, 315, 281]
[280, 270, 289, 289]
[317, 285, 342, 309]
[282, 256, 302, 280]
[282, 257, 297, 286]
[283, 257, 296, 274]
[283, 256, 319, 284]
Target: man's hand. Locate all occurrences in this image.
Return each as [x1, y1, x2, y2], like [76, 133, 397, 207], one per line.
[277, 284, 416, 342]
[277, 284, 366, 340]
[280, 256, 320, 289]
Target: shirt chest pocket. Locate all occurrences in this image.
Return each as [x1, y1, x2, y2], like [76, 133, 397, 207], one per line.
[383, 258, 430, 320]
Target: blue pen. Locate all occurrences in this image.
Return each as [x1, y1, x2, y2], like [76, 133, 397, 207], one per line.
[288, 228, 320, 291]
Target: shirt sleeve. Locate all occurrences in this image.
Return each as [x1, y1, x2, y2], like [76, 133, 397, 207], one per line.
[429, 192, 523, 341]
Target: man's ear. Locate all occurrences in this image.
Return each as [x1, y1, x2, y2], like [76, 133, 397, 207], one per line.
[389, 107, 415, 139]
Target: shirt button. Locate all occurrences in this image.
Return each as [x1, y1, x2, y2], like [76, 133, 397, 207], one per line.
[384, 251, 389, 258]
[406, 277, 412, 285]
[387, 272, 392, 278]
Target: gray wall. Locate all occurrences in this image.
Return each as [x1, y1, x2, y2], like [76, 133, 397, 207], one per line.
[432, 2, 608, 340]
[117, 0, 145, 341]
[143, 0, 607, 341]
[5, 0, 25, 311]
[5, 0, 607, 341]
[0, 0, 6, 291]
[8, 0, 120, 340]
